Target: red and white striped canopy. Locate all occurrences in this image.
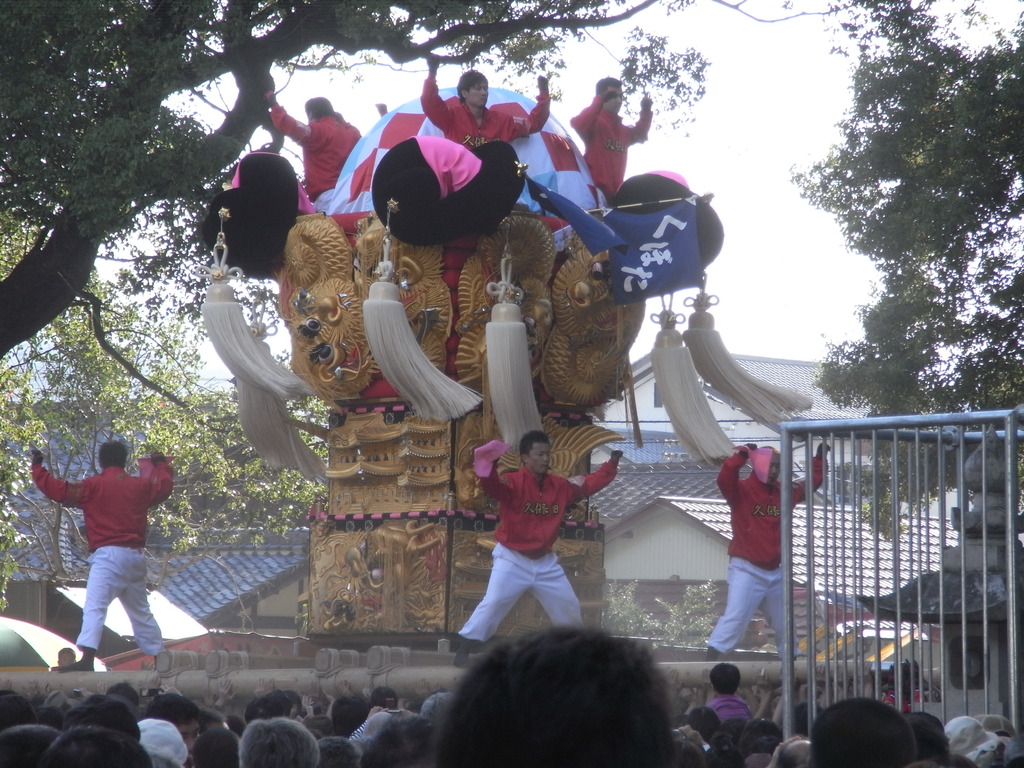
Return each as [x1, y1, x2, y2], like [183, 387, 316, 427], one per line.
[317, 87, 602, 216]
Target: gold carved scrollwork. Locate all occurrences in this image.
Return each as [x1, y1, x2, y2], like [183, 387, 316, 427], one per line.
[541, 235, 644, 405]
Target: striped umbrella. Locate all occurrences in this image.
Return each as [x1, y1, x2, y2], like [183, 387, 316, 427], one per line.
[0, 616, 106, 671]
[318, 87, 602, 216]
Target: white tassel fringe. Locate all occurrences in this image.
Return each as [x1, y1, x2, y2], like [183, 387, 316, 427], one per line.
[236, 379, 325, 480]
[201, 283, 312, 400]
[650, 326, 734, 465]
[486, 303, 542, 445]
[683, 304, 812, 424]
[363, 280, 481, 422]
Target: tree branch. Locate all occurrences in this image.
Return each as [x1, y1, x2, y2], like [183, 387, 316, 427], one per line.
[76, 289, 193, 410]
[706, 0, 839, 23]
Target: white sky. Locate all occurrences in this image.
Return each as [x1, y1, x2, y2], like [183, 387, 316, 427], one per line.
[198, 1, 879, 381]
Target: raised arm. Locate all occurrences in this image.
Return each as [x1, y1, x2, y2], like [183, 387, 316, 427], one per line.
[266, 94, 312, 144]
[571, 450, 622, 499]
[420, 71, 453, 135]
[31, 451, 82, 506]
[569, 94, 604, 141]
[717, 444, 754, 503]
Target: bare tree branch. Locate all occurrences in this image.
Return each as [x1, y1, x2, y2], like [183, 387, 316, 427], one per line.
[76, 289, 193, 410]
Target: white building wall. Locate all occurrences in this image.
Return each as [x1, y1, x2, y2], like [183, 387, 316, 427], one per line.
[604, 509, 729, 581]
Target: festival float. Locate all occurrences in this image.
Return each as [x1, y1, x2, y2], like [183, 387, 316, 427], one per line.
[196, 86, 805, 646]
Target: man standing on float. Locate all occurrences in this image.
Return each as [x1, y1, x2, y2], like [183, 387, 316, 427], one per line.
[454, 431, 621, 666]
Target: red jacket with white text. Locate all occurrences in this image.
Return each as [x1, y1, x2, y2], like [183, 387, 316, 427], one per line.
[570, 97, 652, 199]
[479, 460, 617, 555]
[420, 75, 550, 147]
[716, 448, 823, 570]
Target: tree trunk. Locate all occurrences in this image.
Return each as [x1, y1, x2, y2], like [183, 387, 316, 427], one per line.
[0, 217, 98, 356]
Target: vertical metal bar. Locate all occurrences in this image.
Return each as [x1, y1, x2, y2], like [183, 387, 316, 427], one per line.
[937, 426, 948, 723]
[871, 429, 883, 700]
[1005, 410, 1020, 731]
[780, 426, 795, 737]
[980, 425, 991, 713]
[958, 427, 970, 716]
[891, 434, 904, 711]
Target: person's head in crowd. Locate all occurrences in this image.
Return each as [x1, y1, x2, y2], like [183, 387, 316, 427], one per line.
[945, 715, 1002, 768]
[974, 713, 1015, 738]
[436, 627, 676, 768]
[688, 707, 721, 744]
[672, 731, 708, 768]
[706, 731, 743, 768]
[145, 693, 200, 757]
[33, 706, 64, 731]
[352, 711, 400, 742]
[950, 756, 985, 768]
[199, 706, 227, 733]
[1003, 731, 1024, 768]
[41, 691, 74, 716]
[419, 691, 452, 724]
[303, 714, 334, 739]
[244, 691, 293, 724]
[107, 682, 142, 711]
[775, 738, 810, 768]
[99, 439, 130, 469]
[368, 686, 399, 710]
[456, 70, 488, 107]
[709, 664, 742, 696]
[403, 698, 424, 714]
[37, 725, 152, 768]
[225, 715, 246, 738]
[56, 648, 77, 668]
[239, 717, 319, 768]
[329, 696, 369, 739]
[811, 698, 916, 768]
[63, 694, 139, 739]
[360, 715, 433, 768]
[0, 693, 36, 731]
[193, 726, 239, 768]
[905, 711, 950, 765]
[738, 719, 782, 758]
[0, 724, 59, 768]
[139, 718, 188, 767]
[149, 754, 182, 768]
[718, 717, 747, 744]
[317, 736, 361, 768]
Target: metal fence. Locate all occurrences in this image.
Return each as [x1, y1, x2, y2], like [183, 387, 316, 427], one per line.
[779, 409, 1022, 734]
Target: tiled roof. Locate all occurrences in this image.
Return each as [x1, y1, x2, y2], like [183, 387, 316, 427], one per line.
[630, 352, 866, 423]
[8, 493, 308, 626]
[590, 462, 722, 522]
[664, 499, 955, 595]
[10, 503, 90, 582]
[730, 355, 864, 422]
[603, 431, 699, 465]
[148, 531, 308, 625]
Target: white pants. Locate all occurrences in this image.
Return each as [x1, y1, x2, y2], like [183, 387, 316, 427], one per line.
[78, 546, 164, 656]
[708, 557, 787, 657]
[459, 543, 582, 641]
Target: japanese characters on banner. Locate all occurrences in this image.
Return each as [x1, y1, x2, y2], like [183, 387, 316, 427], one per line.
[604, 199, 702, 304]
[526, 178, 704, 306]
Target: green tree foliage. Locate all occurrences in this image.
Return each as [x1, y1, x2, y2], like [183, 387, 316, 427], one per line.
[0, 0, 711, 356]
[603, 580, 718, 646]
[796, 0, 1024, 413]
[3, 280, 320, 590]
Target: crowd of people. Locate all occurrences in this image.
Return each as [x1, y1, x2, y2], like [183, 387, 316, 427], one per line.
[1, 630, 1022, 768]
